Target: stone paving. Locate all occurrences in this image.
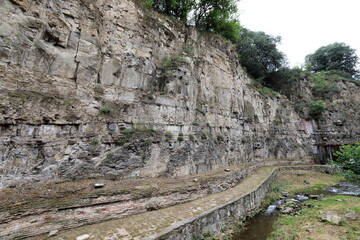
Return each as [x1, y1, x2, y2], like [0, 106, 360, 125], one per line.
[49, 166, 276, 240]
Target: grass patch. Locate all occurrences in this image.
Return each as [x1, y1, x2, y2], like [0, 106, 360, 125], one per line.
[265, 170, 359, 240]
[269, 195, 360, 240]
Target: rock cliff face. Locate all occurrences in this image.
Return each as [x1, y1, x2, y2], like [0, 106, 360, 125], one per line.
[0, 0, 358, 188]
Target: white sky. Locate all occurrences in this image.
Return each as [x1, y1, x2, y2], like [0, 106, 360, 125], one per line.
[238, 0, 360, 67]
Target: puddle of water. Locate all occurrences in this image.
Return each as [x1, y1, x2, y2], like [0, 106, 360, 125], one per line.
[232, 182, 360, 240]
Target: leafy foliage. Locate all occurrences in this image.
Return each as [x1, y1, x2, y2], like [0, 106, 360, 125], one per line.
[236, 28, 286, 81]
[153, 0, 194, 23]
[308, 101, 326, 120]
[310, 72, 340, 99]
[305, 42, 359, 76]
[332, 143, 360, 183]
[148, 0, 241, 42]
[193, 0, 240, 42]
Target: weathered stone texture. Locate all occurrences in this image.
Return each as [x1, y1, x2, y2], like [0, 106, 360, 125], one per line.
[0, 0, 359, 188]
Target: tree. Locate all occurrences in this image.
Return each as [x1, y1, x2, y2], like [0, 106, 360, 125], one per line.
[305, 42, 359, 76]
[153, 0, 194, 23]
[151, 0, 241, 42]
[236, 28, 286, 81]
[193, 0, 241, 42]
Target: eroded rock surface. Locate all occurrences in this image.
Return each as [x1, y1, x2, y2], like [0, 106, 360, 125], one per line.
[0, 0, 359, 189]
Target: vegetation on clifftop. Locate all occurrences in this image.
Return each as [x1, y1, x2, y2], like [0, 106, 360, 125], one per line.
[147, 0, 241, 42]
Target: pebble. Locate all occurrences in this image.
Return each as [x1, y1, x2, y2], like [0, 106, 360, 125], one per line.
[93, 183, 104, 189]
[48, 230, 59, 237]
[76, 234, 90, 240]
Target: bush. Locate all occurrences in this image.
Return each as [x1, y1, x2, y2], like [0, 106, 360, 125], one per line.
[311, 79, 339, 99]
[331, 143, 360, 183]
[309, 72, 340, 99]
[308, 101, 326, 120]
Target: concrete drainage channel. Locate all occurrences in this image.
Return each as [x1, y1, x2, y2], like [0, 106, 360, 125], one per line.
[143, 165, 334, 240]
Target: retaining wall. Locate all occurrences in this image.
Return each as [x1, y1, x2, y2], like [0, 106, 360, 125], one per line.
[144, 165, 334, 240]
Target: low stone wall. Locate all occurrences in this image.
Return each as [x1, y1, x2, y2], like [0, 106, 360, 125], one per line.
[144, 165, 334, 240]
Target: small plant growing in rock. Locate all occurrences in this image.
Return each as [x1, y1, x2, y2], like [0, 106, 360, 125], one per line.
[196, 108, 206, 116]
[116, 137, 129, 145]
[182, 43, 194, 56]
[200, 132, 208, 140]
[143, 138, 153, 146]
[91, 138, 99, 145]
[241, 136, 250, 144]
[189, 134, 195, 141]
[94, 84, 104, 95]
[100, 107, 111, 114]
[122, 128, 135, 138]
[178, 132, 184, 142]
[105, 152, 114, 162]
[192, 121, 200, 126]
[230, 146, 235, 151]
[133, 124, 156, 133]
[165, 131, 173, 141]
[217, 134, 224, 142]
[273, 119, 282, 125]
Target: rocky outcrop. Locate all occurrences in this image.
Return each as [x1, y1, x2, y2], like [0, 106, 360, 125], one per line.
[0, 0, 358, 188]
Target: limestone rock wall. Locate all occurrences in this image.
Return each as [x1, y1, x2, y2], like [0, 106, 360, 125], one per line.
[0, 0, 353, 188]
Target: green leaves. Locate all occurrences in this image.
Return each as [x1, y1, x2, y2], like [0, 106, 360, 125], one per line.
[332, 143, 360, 183]
[236, 28, 285, 82]
[305, 42, 359, 76]
[151, 0, 241, 42]
[307, 101, 326, 120]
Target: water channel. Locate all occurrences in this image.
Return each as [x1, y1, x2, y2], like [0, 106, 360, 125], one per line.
[233, 182, 360, 240]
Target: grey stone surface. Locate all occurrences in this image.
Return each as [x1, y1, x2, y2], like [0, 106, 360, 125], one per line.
[0, 0, 359, 189]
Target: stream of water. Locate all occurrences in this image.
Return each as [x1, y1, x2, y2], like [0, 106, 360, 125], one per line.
[233, 182, 360, 240]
